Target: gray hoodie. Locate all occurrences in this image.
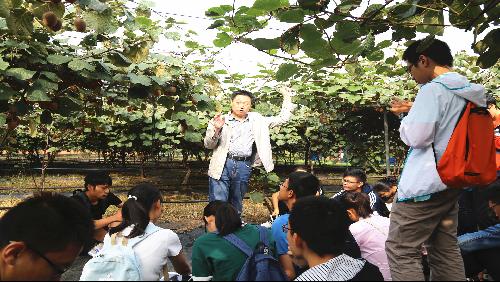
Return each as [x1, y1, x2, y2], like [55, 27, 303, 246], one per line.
[398, 72, 486, 201]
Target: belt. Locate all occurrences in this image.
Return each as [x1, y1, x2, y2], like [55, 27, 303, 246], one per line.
[227, 154, 252, 161]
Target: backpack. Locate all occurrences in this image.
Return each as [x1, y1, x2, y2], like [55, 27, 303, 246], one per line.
[80, 226, 161, 281]
[435, 102, 497, 189]
[222, 225, 288, 281]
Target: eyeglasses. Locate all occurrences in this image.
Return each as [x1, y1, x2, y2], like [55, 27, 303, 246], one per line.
[282, 223, 293, 233]
[490, 203, 498, 209]
[26, 244, 69, 276]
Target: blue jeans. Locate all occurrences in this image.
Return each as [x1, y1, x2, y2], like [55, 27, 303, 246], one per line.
[209, 159, 252, 214]
[458, 223, 500, 253]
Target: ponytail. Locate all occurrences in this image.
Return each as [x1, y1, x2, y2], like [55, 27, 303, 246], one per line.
[110, 183, 161, 238]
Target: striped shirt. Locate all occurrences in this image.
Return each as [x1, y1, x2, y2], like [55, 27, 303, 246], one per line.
[332, 188, 378, 211]
[294, 254, 366, 281]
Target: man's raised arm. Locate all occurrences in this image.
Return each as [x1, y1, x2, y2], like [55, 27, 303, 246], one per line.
[204, 114, 225, 149]
[265, 86, 297, 128]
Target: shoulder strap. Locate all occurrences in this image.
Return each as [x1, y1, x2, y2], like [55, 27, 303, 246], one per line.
[222, 234, 253, 257]
[130, 226, 163, 248]
[258, 226, 269, 248]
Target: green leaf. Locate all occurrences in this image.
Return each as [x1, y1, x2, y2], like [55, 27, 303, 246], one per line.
[6, 8, 34, 36]
[276, 63, 299, 81]
[47, 54, 72, 65]
[367, 50, 384, 61]
[0, 83, 16, 100]
[300, 24, 322, 41]
[417, 11, 444, 36]
[32, 2, 65, 19]
[108, 52, 133, 67]
[248, 191, 265, 203]
[128, 73, 152, 86]
[205, 5, 233, 17]
[477, 49, 499, 69]
[0, 58, 9, 70]
[68, 59, 96, 72]
[27, 79, 57, 102]
[277, 9, 305, 23]
[41, 71, 61, 82]
[246, 38, 280, 50]
[0, 0, 22, 18]
[377, 40, 392, 49]
[213, 32, 232, 48]
[185, 41, 200, 49]
[208, 19, 225, 29]
[280, 25, 300, 55]
[83, 10, 118, 34]
[335, 21, 360, 42]
[5, 68, 36, 80]
[0, 113, 6, 126]
[184, 130, 202, 143]
[253, 0, 288, 12]
[135, 16, 153, 27]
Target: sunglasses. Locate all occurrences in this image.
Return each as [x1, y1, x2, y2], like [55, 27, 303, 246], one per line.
[26, 244, 69, 276]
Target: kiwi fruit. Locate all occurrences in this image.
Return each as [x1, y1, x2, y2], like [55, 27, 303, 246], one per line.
[74, 18, 86, 32]
[42, 12, 58, 28]
[51, 19, 63, 32]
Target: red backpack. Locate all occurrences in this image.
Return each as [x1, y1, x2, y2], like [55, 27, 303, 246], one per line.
[436, 102, 497, 189]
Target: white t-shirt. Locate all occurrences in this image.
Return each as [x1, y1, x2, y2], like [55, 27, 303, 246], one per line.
[104, 222, 183, 281]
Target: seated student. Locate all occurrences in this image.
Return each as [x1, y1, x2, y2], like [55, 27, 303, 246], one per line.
[458, 180, 500, 281]
[342, 192, 392, 281]
[72, 171, 123, 242]
[100, 183, 191, 281]
[288, 196, 384, 281]
[0, 193, 94, 281]
[332, 168, 388, 217]
[272, 171, 348, 280]
[372, 177, 398, 215]
[192, 201, 277, 281]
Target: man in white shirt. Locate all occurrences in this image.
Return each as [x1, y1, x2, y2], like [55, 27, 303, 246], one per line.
[204, 87, 296, 214]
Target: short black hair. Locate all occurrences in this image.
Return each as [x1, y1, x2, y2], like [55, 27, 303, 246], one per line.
[231, 90, 255, 104]
[486, 94, 497, 107]
[84, 171, 112, 190]
[403, 38, 453, 67]
[343, 168, 367, 184]
[342, 192, 373, 218]
[486, 180, 500, 204]
[287, 171, 320, 199]
[372, 177, 397, 193]
[289, 196, 348, 256]
[0, 193, 94, 254]
[214, 202, 242, 236]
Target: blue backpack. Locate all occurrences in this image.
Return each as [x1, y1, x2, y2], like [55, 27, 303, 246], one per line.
[80, 226, 161, 281]
[223, 225, 288, 281]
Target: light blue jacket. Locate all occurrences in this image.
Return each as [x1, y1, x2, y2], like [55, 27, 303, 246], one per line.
[398, 72, 486, 201]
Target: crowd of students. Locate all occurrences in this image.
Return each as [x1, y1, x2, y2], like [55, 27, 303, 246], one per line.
[2, 169, 498, 281]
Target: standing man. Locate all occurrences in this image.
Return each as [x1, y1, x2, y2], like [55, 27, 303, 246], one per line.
[385, 39, 486, 281]
[204, 87, 296, 214]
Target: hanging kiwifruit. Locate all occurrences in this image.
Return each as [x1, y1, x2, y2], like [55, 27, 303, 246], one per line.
[50, 19, 63, 32]
[74, 18, 86, 32]
[42, 12, 58, 28]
